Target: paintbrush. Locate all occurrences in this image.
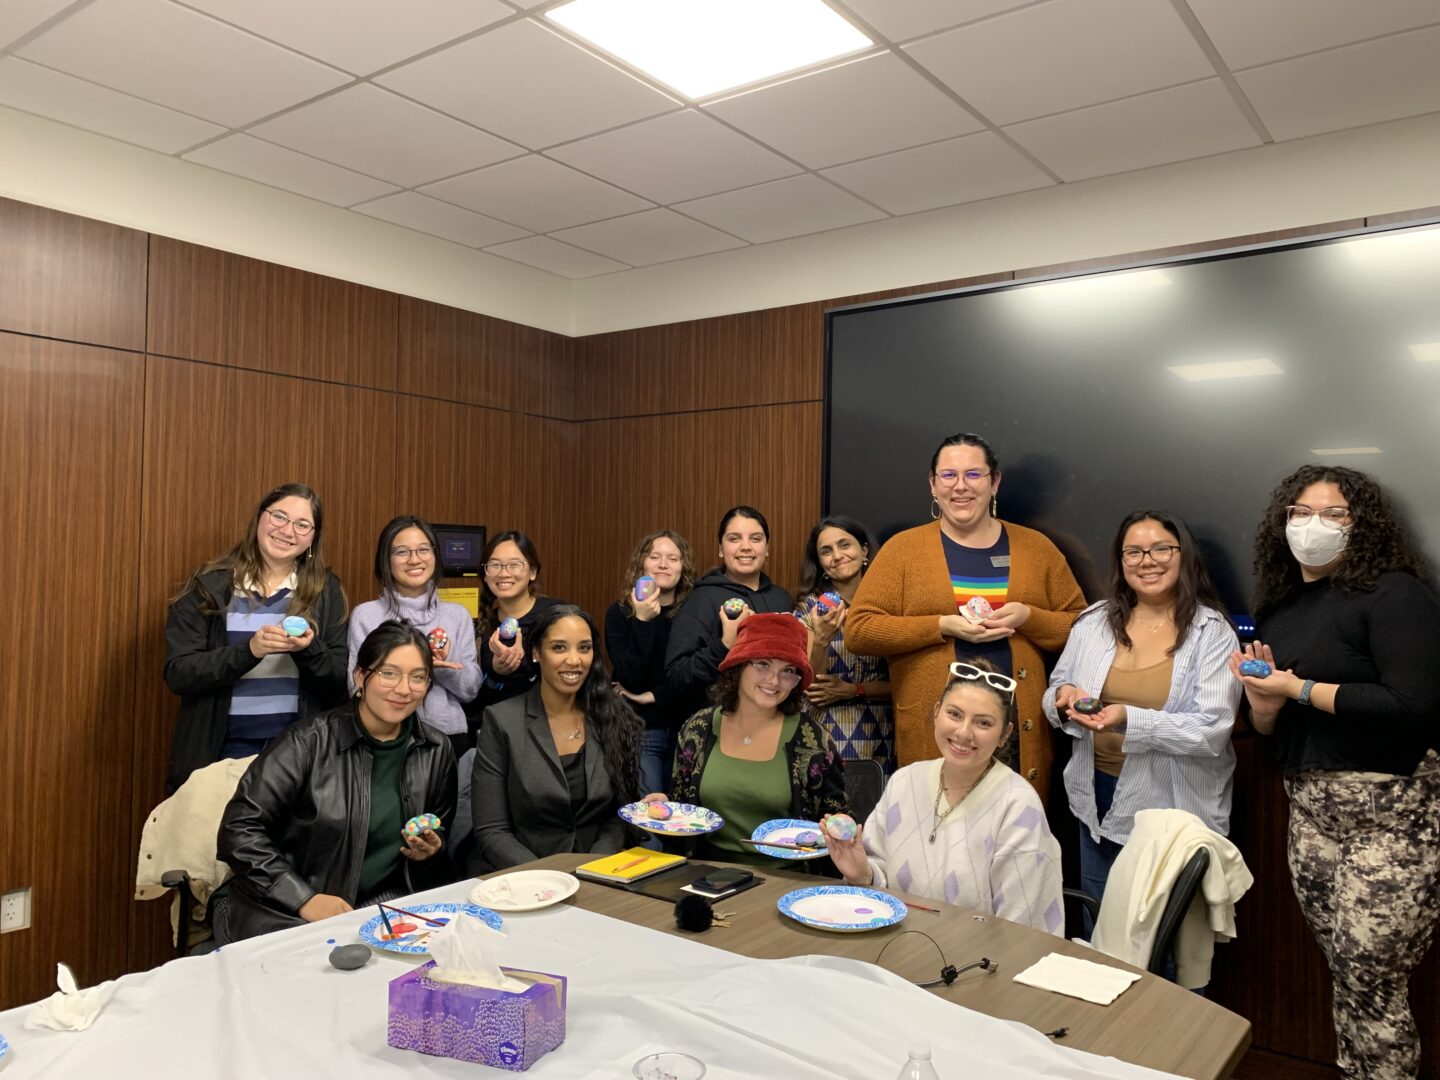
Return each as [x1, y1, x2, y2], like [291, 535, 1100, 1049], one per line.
[738, 836, 826, 852]
[377, 904, 395, 935]
[380, 902, 448, 927]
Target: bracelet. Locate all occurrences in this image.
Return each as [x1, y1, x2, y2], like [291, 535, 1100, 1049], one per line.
[1298, 679, 1315, 707]
[854, 682, 865, 700]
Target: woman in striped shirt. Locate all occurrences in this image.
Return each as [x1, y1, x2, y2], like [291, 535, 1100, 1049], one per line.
[1043, 510, 1241, 916]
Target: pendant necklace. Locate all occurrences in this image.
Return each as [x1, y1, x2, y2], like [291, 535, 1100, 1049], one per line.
[930, 760, 994, 843]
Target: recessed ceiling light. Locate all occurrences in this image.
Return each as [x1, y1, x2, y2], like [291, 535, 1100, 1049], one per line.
[1166, 358, 1283, 382]
[545, 0, 873, 100]
[1311, 447, 1382, 456]
[1408, 342, 1440, 362]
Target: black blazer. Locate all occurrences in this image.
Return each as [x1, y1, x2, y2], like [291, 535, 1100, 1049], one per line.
[469, 687, 630, 873]
[163, 568, 349, 793]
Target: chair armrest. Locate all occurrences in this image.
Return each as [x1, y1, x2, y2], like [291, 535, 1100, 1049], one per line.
[1063, 887, 1101, 924]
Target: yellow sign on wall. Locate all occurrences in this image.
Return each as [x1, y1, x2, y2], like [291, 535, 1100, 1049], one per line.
[437, 587, 480, 619]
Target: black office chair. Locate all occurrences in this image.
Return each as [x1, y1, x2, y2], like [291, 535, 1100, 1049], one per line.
[1063, 847, 1211, 975]
[843, 758, 886, 825]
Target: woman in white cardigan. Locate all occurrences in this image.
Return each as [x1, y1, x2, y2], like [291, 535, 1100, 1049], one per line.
[825, 658, 1063, 935]
[1043, 510, 1241, 919]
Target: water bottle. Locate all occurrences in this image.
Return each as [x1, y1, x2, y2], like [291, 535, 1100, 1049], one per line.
[897, 1044, 940, 1080]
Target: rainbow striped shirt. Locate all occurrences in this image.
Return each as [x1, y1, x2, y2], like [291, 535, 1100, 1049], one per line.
[941, 529, 1013, 672]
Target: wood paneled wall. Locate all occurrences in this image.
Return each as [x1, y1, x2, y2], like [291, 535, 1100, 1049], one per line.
[2, 192, 1436, 1078]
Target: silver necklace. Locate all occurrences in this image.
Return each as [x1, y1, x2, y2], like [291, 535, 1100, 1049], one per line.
[929, 760, 994, 843]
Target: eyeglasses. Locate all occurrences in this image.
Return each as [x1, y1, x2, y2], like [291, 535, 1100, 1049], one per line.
[934, 469, 992, 487]
[263, 508, 314, 535]
[368, 667, 431, 691]
[749, 659, 803, 688]
[391, 546, 435, 561]
[1120, 543, 1180, 567]
[484, 560, 528, 576]
[1286, 505, 1351, 528]
[948, 662, 1017, 695]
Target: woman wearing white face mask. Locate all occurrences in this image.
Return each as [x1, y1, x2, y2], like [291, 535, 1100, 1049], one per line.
[1233, 465, 1440, 1080]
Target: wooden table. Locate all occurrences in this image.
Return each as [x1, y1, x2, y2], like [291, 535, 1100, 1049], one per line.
[507, 854, 1251, 1080]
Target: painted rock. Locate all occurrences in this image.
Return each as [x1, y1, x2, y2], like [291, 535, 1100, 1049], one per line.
[426, 627, 449, 655]
[281, 615, 309, 637]
[1239, 659, 1273, 678]
[634, 575, 659, 602]
[498, 617, 520, 643]
[1072, 696, 1104, 715]
[722, 598, 746, 620]
[646, 802, 673, 820]
[791, 830, 823, 848]
[964, 596, 994, 623]
[823, 813, 858, 842]
[403, 812, 443, 837]
[821, 591, 843, 608]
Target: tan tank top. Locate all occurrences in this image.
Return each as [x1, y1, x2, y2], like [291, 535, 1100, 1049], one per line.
[1094, 657, 1174, 777]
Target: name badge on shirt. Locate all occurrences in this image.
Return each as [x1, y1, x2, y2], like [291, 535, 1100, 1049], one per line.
[990, 555, 1011, 567]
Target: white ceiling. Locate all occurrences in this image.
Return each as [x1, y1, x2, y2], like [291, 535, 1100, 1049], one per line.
[1, 0, 1438, 281]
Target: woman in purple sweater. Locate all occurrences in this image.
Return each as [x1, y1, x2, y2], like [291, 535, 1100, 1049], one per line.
[348, 516, 481, 759]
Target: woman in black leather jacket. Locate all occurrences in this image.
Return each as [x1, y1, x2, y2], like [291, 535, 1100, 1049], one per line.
[215, 621, 458, 942]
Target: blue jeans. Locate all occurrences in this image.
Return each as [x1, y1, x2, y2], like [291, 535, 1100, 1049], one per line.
[638, 728, 675, 851]
[1078, 769, 1124, 937]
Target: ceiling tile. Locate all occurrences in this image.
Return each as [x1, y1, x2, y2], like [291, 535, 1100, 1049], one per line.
[183, 133, 398, 206]
[551, 208, 746, 267]
[0, 57, 224, 153]
[249, 84, 522, 188]
[485, 235, 628, 278]
[351, 191, 530, 248]
[421, 155, 653, 233]
[0, 0, 75, 50]
[836, 0, 1036, 44]
[674, 175, 886, 243]
[377, 18, 677, 150]
[706, 53, 982, 169]
[547, 110, 800, 204]
[1006, 79, 1261, 182]
[1235, 26, 1440, 141]
[178, 0, 513, 75]
[18, 0, 349, 127]
[821, 130, 1052, 215]
[1186, 0, 1440, 70]
[904, 0, 1215, 125]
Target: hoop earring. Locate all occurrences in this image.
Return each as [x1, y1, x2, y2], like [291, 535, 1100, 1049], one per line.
[930, 498, 940, 521]
[990, 494, 998, 518]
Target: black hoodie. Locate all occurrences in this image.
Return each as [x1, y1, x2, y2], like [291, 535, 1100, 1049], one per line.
[662, 569, 793, 721]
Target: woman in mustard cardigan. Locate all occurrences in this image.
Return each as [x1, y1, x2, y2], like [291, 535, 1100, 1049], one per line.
[847, 433, 1085, 798]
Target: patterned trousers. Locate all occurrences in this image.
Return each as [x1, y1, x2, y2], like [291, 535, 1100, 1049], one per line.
[1285, 750, 1440, 1079]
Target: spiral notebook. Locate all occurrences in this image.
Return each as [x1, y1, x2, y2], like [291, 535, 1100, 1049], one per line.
[574, 847, 687, 884]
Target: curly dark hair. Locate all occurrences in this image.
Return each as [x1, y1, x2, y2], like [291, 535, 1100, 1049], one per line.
[1105, 510, 1226, 655]
[795, 514, 877, 600]
[528, 604, 642, 805]
[617, 530, 696, 616]
[1252, 465, 1428, 619]
[708, 665, 807, 716]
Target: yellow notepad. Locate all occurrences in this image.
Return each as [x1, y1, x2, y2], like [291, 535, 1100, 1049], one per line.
[574, 847, 686, 884]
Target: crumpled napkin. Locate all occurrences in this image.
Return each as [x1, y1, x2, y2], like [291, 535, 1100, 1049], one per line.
[25, 964, 114, 1032]
[470, 877, 513, 907]
[427, 915, 528, 992]
[1012, 952, 1141, 1006]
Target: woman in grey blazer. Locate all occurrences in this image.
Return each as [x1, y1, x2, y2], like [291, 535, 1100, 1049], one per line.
[470, 604, 644, 873]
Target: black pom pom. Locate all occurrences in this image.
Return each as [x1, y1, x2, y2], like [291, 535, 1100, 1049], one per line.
[674, 894, 715, 933]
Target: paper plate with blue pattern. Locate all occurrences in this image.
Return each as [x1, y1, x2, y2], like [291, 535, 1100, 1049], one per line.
[619, 800, 723, 836]
[358, 903, 502, 955]
[0, 1032, 9, 1068]
[751, 818, 829, 860]
[777, 885, 907, 933]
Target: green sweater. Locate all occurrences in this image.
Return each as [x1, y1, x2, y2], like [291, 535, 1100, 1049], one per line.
[358, 718, 413, 899]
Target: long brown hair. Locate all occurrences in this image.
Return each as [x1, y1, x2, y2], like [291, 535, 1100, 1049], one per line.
[477, 530, 541, 638]
[174, 483, 339, 621]
[1105, 510, 1225, 655]
[618, 530, 696, 616]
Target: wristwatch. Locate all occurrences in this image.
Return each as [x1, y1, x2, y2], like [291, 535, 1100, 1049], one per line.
[1297, 679, 1316, 707]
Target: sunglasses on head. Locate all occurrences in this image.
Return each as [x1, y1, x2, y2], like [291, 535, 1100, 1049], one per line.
[948, 662, 1017, 696]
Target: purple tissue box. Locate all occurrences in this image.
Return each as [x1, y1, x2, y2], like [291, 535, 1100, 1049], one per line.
[388, 962, 567, 1071]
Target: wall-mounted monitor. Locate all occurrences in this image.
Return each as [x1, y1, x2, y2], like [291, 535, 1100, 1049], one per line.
[431, 523, 487, 577]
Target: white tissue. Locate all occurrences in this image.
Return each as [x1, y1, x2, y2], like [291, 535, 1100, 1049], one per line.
[471, 877, 513, 907]
[427, 914, 528, 992]
[24, 964, 112, 1032]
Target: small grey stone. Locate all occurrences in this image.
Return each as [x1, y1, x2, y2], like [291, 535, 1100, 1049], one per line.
[329, 944, 371, 971]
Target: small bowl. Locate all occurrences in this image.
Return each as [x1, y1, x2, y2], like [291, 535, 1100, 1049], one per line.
[632, 1051, 706, 1080]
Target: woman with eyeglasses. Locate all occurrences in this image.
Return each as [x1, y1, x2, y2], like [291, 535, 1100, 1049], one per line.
[470, 605, 643, 873]
[664, 506, 794, 723]
[847, 433, 1086, 796]
[214, 620, 457, 943]
[473, 530, 563, 721]
[1043, 511, 1241, 916]
[163, 483, 349, 793]
[795, 515, 895, 770]
[824, 658, 1063, 933]
[349, 516, 481, 760]
[663, 614, 847, 868]
[1232, 466, 1440, 1079]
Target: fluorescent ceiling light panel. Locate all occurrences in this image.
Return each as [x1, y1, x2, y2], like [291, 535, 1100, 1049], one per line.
[1311, 447, 1382, 456]
[1408, 342, 1440, 362]
[1166, 358, 1283, 382]
[1340, 225, 1440, 261]
[545, 0, 872, 100]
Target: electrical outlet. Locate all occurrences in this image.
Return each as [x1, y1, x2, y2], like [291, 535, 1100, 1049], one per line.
[1, 888, 31, 933]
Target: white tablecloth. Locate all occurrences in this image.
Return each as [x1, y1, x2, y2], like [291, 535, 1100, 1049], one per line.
[0, 880, 1178, 1079]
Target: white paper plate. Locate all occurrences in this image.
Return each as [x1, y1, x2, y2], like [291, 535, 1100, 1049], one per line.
[471, 869, 579, 912]
[750, 818, 828, 860]
[618, 800, 723, 835]
[777, 885, 907, 933]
